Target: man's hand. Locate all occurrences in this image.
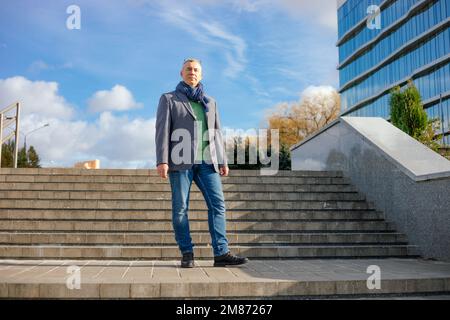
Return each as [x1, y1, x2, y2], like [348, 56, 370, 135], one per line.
[219, 165, 229, 177]
[157, 163, 169, 179]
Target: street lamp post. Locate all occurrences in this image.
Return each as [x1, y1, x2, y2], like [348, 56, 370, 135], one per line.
[22, 123, 50, 152]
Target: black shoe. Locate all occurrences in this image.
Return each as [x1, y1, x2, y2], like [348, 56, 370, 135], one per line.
[213, 252, 249, 267]
[181, 252, 194, 268]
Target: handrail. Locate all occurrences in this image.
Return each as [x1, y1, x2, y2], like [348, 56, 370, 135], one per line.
[0, 102, 21, 168]
[1, 101, 20, 113]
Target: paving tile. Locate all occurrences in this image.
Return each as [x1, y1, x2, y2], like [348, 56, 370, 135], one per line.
[2, 264, 50, 282]
[152, 263, 181, 282]
[179, 267, 213, 282]
[121, 263, 153, 282]
[201, 267, 243, 282]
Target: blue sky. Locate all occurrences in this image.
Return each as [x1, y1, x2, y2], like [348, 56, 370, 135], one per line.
[0, 0, 339, 168]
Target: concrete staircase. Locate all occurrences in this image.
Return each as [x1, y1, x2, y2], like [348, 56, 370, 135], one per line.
[0, 168, 418, 260]
[2, 168, 450, 299]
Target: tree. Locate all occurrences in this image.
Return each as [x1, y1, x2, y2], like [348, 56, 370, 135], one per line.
[1, 140, 14, 167]
[265, 87, 340, 171]
[227, 136, 263, 170]
[0, 140, 42, 168]
[225, 133, 292, 170]
[266, 87, 340, 148]
[279, 144, 291, 170]
[27, 146, 41, 168]
[416, 118, 442, 152]
[17, 146, 28, 168]
[266, 103, 301, 148]
[390, 81, 427, 138]
[390, 81, 442, 152]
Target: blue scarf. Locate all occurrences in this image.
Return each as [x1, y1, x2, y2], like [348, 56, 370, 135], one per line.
[176, 81, 209, 112]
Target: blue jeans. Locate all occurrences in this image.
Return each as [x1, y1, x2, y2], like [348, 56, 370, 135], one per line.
[168, 161, 229, 257]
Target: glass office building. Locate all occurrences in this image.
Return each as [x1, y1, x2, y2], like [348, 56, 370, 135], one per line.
[337, 0, 450, 144]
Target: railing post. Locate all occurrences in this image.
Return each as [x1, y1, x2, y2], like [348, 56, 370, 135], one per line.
[0, 102, 21, 168]
[13, 102, 20, 168]
[0, 113, 3, 168]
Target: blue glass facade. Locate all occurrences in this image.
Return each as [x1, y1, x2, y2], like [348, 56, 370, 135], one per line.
[337, 0, 450, 144]
[338, 0, 422, 62]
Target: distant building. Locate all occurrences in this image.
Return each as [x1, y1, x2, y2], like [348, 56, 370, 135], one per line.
[74, 159, 100, 169]
[337, 0, 450, 144]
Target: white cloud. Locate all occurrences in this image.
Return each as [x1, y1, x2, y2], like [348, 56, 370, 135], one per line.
[218, 0, 338, 30]
[155, 1, 247, 78]
[275, 67, 305, 81]
[88, 84, 143, 113]
[262, 85, 338, 120]
[28, 60, 50, 73]
[0, 77, 155, 169]
[300, 85, 337, 101]
[278, 0, 338, 30]
[270, 86, 293, 96]
[93, 112, 156, 163]
[223, 51, 246, 77]
[300, 85, 339, 116]
[203, 22, 246, 58]
[231, 0, 258, 12]
[28, 60, 74, 74]
[229, 0, 267, 12]
[0, 76, 74, 119]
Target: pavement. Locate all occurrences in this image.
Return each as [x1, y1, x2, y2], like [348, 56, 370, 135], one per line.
[1, 258, 450, 299]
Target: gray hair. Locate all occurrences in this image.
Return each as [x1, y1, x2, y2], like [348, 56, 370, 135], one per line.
[182, 58, 202, 67]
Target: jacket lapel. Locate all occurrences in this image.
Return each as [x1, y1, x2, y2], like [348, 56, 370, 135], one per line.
[174, 91, 196, 120]
[205, 99, 215, 130]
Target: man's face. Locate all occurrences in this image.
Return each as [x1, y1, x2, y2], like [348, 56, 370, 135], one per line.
[181, 61, 202, 87]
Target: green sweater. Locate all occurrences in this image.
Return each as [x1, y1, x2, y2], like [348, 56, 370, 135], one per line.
[190, 101, 210, 162]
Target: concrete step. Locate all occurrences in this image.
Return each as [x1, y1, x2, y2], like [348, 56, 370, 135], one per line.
[0, 190, 366, 201]
[0, 231, 408, 245]
[0, 168, 343, 177]
[0, 182, 358, 193]
[0, 244, 418, 259]
[0, 220, 394, 232]
[0, 199, 375, 210]
[0, 168, 415, 264]
[0, 209, 384, 220]
[0, 175, 352, 185]
[1, 258, 448, 299]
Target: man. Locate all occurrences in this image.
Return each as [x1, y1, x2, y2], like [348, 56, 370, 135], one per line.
[155, 58, 249, 268]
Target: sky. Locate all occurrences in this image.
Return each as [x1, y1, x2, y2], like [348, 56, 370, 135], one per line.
[0, 0, 340, 168]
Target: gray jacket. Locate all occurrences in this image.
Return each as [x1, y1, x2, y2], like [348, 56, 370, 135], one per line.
[155, 90, 228, 172]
